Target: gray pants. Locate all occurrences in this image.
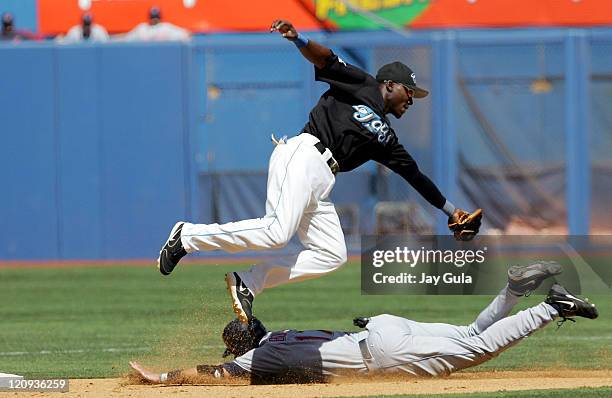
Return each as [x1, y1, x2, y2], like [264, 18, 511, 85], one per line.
[364, 286, 558, 376]
[231, 287, 558, 378]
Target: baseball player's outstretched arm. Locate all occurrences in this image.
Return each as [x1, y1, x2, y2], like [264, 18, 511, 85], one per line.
[129, 361, 231, 383]
[372, 139, 483, 240]
[270, 20, 331, 69]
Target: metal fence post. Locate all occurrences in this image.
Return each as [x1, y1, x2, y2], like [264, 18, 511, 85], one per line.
[432, 32, 458, 234]
[565, 30, 591, 235]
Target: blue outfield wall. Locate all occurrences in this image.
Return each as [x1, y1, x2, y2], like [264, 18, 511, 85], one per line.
[0, 43, 193, 259]
[1, 46, 58, 259]
[0, 29, 607, 260]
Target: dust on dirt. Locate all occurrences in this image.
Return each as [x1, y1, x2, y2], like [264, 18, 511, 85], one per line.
[8, 369, 611, 398]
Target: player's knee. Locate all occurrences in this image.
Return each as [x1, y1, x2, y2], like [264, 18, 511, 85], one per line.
[338, 246, 348, 266]
[267, 229, 291, 249]
[330, 243, 347, 268]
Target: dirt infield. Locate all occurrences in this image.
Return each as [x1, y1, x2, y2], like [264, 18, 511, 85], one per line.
[7, 370, 611, 397]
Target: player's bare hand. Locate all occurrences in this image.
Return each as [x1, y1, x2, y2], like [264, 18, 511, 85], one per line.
[129, 361, 161, 383]
[270, 19, 298, 41]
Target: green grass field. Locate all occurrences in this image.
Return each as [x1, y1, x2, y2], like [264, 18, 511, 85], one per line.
[1, 261, 610, 380]
[360, 387, 612, 398]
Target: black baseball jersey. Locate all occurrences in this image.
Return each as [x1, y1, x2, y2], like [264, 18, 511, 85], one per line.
[301, 53, 446, 209]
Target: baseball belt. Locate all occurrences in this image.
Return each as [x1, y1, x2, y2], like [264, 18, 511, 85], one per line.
[358, 337, 379, 371]
[314, 142, 339, 175]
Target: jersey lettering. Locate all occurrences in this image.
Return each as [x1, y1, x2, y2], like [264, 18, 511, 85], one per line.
[268, 332, 287, 342]
[352, 105, 392, 145]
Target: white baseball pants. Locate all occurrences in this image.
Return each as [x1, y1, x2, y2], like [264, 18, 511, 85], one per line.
[180, 133, 347, 295]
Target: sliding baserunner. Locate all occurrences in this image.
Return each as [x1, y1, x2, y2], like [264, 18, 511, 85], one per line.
[132, 262, 597, 382]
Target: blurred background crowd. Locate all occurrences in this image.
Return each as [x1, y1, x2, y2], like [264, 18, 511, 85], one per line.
[1, 6, 190, 43]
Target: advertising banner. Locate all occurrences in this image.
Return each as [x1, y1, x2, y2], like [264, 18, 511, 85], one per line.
[35, 1, 612, 37]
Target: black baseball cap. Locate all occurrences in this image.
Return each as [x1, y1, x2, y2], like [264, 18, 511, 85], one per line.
[376, 62, 429, 98]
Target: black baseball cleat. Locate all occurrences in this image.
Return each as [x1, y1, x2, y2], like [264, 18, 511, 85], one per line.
[545, 283, 598, 320]
[225, 272, 254, 324]
[157, 222, 187, 276]
[507, 261, 563, 296]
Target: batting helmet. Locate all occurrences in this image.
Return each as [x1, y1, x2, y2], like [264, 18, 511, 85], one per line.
[222, 317, 268, 358]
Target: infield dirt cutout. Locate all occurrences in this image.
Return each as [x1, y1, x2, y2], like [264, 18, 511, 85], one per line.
[7, 370, 611, 397]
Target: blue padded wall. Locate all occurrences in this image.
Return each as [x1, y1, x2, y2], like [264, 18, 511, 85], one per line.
[97, 44, 190, 258]
[0, 29, 607, 259]
[56, 47, 102, 259]
[0, 47, 58, 259]
[200, 48, 309, 172]
[0, 43, 192, 260]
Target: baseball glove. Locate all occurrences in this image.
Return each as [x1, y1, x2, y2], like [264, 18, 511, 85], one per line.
[448, 208, 483, 241]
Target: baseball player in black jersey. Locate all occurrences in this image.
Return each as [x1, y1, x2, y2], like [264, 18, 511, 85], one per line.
[157, 19, 483, 324]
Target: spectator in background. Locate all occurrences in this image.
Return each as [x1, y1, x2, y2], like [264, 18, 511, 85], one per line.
[56, 13, 109, 44]
[1, 12, 37, 41]
[123, 6, 190, 42]
[1, 12, 16, 40]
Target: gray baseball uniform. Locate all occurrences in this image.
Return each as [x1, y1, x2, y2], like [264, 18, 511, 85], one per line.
[230, 286, 558, 377]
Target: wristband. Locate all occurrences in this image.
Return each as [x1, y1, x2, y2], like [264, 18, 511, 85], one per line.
[294, 34, 309, 49]
[196, 364, 224, 378]
[442, 200, 456, 217]
[160, 370, 181, 383]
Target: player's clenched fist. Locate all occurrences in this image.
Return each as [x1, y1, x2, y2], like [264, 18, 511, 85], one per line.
[270, 19, 298, 41]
